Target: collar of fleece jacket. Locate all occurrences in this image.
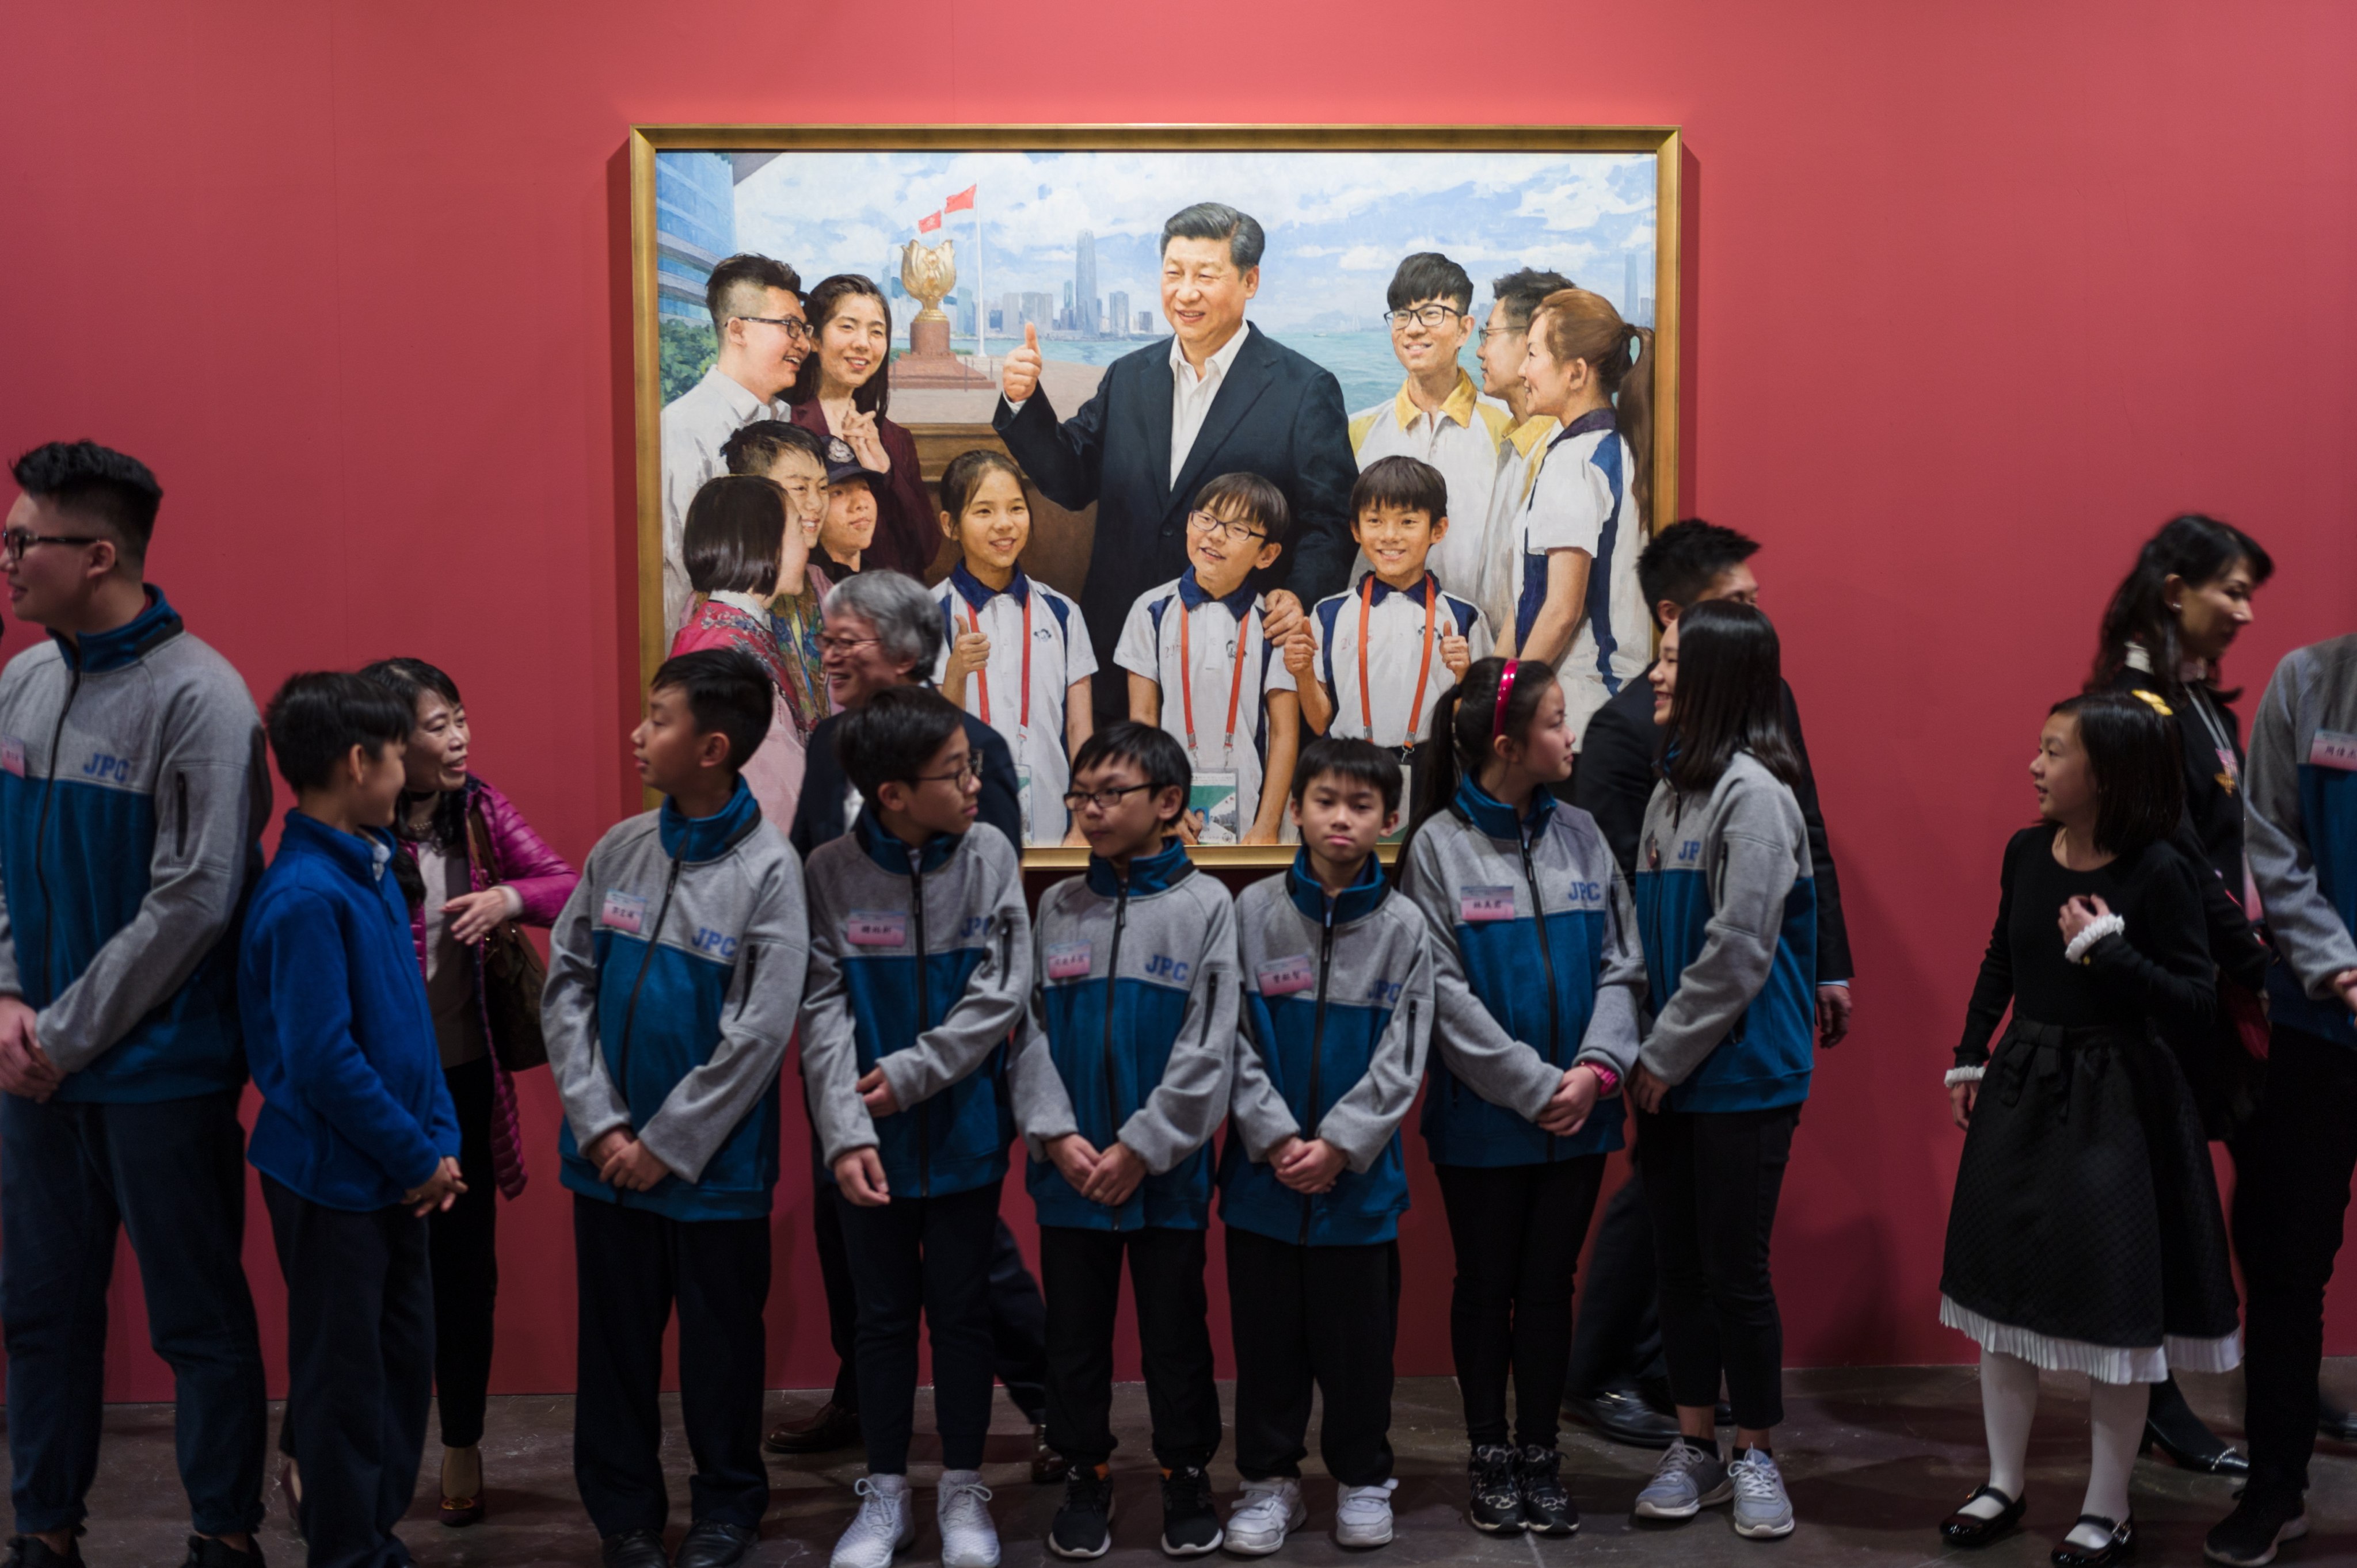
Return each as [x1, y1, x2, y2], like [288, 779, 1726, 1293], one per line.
[1453, 775, 1553, 843]
[657, 778, 763, 862]
[1284, 843, 1389, 926]
[852, 800, 964, 876]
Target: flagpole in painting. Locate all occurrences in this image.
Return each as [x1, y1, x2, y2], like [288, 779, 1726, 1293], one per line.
[947, 184, 980, 367]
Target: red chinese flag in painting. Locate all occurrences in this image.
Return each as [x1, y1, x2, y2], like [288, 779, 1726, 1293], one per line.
[945, 185, 977, 212]
[918, 210, 943, 233]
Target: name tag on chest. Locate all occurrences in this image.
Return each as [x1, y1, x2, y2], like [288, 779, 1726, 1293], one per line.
[846, 910, 908, 947]
[2312, 730, 2357, 771]
[600, 890, 649, 935]
[1461, 885, 1517, 922]
[0, 736, 23, 777]
[1257, 953, 1316, 997]
[1046, 940, 1092, 982]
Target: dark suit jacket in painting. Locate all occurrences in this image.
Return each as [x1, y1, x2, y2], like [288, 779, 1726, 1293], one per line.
[993, 322, 1358, 721]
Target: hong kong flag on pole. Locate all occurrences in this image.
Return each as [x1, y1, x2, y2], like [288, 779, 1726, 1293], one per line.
[945, 185, 977, 212]
[917, 209, 943, 233]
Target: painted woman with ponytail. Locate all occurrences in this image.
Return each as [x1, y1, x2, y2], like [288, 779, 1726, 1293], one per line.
[1502, 288, 1657, 742]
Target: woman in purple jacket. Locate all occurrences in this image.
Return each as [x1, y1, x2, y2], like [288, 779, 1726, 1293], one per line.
[785, 272, 942, 579]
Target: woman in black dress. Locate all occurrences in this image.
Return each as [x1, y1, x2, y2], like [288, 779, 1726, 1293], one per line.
[1937, 693, 2240, 1567]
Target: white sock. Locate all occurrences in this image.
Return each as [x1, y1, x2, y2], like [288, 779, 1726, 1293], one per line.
[1964, 1348, 2039, 1518]
[2071, 1378, 2142, 1547]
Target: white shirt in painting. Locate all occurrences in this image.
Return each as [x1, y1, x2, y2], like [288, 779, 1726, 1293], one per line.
[1168, 325, 1252, 487]
[1476, 414, 1559, 641]
[1114, 573, 1297, 844]
[658, 365, 789, 639]
[930, 562, 1097, 842]
[1346, 371, 1515, 602]
[1512, 409, 1648, 741]
[1307, 571, 1492, 751]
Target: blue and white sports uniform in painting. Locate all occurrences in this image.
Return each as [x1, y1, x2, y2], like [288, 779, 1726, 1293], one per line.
[1511, 407, 1648, 740]
[1307, 571, 1492, 754]
[1346, 371, 1516, 602]
[931, 562, 1097, 842]
[1114, 573, 1296, 846]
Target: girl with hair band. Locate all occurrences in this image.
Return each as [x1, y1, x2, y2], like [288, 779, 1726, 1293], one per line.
[787, 273, 942, 578]
[1936, 691, 2240, 1566]
[1505, 288, 1655, 739]
[1396, 658, 1644, 1538]
[1624, 600, 1817, 1541]
[2089, 514, 2283, 1472]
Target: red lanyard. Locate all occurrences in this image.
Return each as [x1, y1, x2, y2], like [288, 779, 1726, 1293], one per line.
[1178, 598, 1251, 766]
[1358, 574, 1437, 749]
[965, 591, 1032, 739]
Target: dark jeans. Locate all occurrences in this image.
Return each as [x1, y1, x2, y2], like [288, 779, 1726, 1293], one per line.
[1225, 1226, 1399, 1487]
[836, 1181, 1002, 1474]
[1435, 1157, 1607, 1450]
[1, 1089, 266, 1538]
[1635, 1103, 1799, 1431]
[2236, 1024, 2357, 1498]
[429, 1056, 497, 1449]
[262, 1176, 433, 1568]
[571, 1196, 770, 1538]
[1039, 1224, 1220, 1471]
[1564, 1167, 1669, 1397]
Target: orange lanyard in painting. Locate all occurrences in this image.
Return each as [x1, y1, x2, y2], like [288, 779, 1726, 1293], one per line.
[966, 591, 1032, 745]
[1359, 574, 1437, 751]
[1178, 600, 1250, 767]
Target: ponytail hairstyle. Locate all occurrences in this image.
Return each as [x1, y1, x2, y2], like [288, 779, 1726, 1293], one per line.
[1661, 600, 1803, 794]
[1396, 656, 1562, 869]
[1530, 287, 1655, 527]
[358, 656, 468, 910]
[2088, 513, 2273, 703]
[938, 448, 1026, 526]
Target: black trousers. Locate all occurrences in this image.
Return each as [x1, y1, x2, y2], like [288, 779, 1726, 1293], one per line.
[1039, 1224, 1221, 1471]
[2236, 1024, 2357, 1499]
[0, 1089, 266, 1539]
[1225, 1226, 1399, 1487]
[572, 1196, 770, 1538]
[836, 1181, 1002, 1474]
[1635, 1104, 1798, 1431]
[429, 1056, 497, 1449]
[1564, 1168, 1670, 1397]
[262, 1176, 433, 1568]
[1435, 1157, 1607, 1450]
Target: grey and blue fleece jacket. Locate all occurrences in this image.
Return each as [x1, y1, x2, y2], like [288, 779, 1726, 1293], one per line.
[800, 812, 1031, 1199]
[1221, 850, 1434, 1247]
[1635, 750, 1817, 1112]
[545, 780, 810, 1222]
[0, 587, 270, 1102]
[2245, 634, 2357, 1050]
[1010, 837, 1239, 1231]
[1401, 777, 1644, 1165]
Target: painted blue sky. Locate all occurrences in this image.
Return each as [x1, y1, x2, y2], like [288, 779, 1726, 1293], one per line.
[729, 148, 1658, 335]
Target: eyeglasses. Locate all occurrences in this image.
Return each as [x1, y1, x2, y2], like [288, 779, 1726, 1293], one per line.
[1478, 324, 1523, 344]
[1185, 510, 1266, 545]
[1384, 304, 1465, 331]
[817, 634, 878, 656]
[907, 753, 985, 787]
[1, 529, 100, 561]
[736, 314, 814, 346]
[1063, 781, 1157, 815]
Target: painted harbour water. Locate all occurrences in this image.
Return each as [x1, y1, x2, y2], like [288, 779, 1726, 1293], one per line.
[941, 329, 1476, 415]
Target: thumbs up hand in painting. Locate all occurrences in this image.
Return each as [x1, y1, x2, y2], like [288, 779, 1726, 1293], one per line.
[1002, 323, 1042, 403]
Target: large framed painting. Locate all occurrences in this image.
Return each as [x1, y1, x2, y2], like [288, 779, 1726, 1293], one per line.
[628, 125, 1681, 864]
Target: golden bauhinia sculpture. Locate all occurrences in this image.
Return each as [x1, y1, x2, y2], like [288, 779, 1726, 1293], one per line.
[898, 238, 955, 324]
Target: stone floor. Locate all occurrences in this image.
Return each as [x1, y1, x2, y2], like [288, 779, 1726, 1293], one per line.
[21, 1366, 2357, 1566]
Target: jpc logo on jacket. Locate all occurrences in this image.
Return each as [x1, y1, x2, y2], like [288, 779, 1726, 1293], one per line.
[800, 812, 1032, 1200]
[1011, 838, 1239, 1231]
[1221, 851, 1434, 1247]
[1402, 779, 1646, 1165]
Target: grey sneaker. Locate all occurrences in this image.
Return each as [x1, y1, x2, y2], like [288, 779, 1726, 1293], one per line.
[1333, 1481, 1397, 1549]
[832, 1474, 917, 1568]
[939, 1470, 1001, 1568]
[1223, 1479, 1307, 1556]
[1633, 1440, 1731, 1521]
[1727, 1448, 1795, 1540]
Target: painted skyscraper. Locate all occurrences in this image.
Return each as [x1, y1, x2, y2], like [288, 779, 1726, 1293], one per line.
[1075, 229, 1099, 337]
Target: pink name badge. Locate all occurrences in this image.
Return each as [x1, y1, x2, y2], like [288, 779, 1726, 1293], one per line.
[1046, 940, 1092, 982]
[0, 737, 22, 777]
[2312, 730, 2357, 772]
[846, 910, 908, 947]
[1461, 885, 1517, 922]
[1257, 953, 1316, 997]
[599, 890, 647, 935]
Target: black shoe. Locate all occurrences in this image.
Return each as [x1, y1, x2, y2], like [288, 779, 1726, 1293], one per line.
[5, 1537, 82, 1567]
[2206, 1490, 2309, 1566]
[601, 1528, 672, 1568]
[676, 1520, 757, 1568]
[183, 1538, 265, 1568]
[1049, 1468, 1114, 1559]
[2051, 1514, 2135, 1567]
[1563, 1386, 1682, 1449]
[1159, 1465, 1222, 1556]
[766, 1401, 860, 1455]
[2318, 1390, 2357, 1444]
[1034, 1425, 1073, 1486]
[1468, 1444, 1523, 1533]
[2145, 1414, 2251, 1477]
[1940, 1486, 2027, 1548]
[1515, 1445, 1578, 1536]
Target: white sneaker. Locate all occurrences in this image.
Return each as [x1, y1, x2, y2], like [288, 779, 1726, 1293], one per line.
[939, 1469, 1001, 1568]
[833, 1474, 917, 1568]
[1334, 1479, 1398, 1549]
[1223, 1479, 1307, 1556]
[1727, 1448, 1795, 1540]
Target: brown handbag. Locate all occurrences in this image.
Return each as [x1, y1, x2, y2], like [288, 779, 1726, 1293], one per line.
[466, 800, 549, 1071]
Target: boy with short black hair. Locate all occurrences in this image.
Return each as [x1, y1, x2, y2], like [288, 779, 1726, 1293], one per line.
[1008, 722, 1237, 1559]
[817, 439, 881, 577]
[1115, 473, 1300, 846]
[544, 647, 810, 1568]
[1471, 269, 1577, 638]
[243, 670, 462, 1568]
[801, 686, 1033, 1568]
[1219, 738, 1434, 1555]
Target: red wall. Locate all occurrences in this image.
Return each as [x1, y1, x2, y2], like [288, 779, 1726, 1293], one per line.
[5, 1, 2356, 1403]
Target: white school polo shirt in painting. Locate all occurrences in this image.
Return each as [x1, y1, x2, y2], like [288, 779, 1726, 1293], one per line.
[1308, 571, 1492, 753]
[1114, 573, 1297, 845]
[1346, 371, 1516, 604]
[931, 562, 1096, 842]
[658, 365, 789, 640]
[1512, 408, 1649, 741]
[1476, 414, 1558, 642]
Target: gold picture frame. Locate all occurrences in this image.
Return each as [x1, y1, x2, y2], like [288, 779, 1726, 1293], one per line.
[627, 123, 1682, 868]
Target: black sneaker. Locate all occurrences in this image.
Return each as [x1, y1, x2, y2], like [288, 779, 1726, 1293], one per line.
[1159, 1466, 1223, 1557]
[1516, 1445, 1579, 1536]
[1468, 1444, 1524, 1533]
[5, 1537, 82, 1568]
[182, 1538, 264, 1568]
[2205, 1490, 2309, 1567]
[1049, 1468, 1114, 1559]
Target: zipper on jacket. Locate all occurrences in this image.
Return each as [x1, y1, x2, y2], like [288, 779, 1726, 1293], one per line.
[1299, 899, 1339, 1245]
[174, 770, 189, 859]
[1101, 878, 1132, 1227]
[30, 665, 82, 997]
[611, 849, 686, 1142]
[909, 849, 933, 1199]
[1518, 826, 1564, 1158]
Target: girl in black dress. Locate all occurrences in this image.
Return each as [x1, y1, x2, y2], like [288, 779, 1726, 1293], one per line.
[1937, 692, 2240, 1567]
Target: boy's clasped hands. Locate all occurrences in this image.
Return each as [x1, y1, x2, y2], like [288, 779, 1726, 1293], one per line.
[1044, 1132, 1151, 1205]
[581, 1127, 676, 1195]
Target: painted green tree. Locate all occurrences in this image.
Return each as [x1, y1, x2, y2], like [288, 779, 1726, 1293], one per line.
[660, 321, 718, 403]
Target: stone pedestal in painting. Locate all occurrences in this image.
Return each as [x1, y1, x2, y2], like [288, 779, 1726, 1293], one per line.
[894, 236, 991, 388]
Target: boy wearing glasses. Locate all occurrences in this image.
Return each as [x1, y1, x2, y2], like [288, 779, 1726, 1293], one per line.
[1008, 722, 1237, 1559]
[1114, 473, 1300, 845]
[1346, 253, 1515, 603]
[801, 686, 1033, 1568]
